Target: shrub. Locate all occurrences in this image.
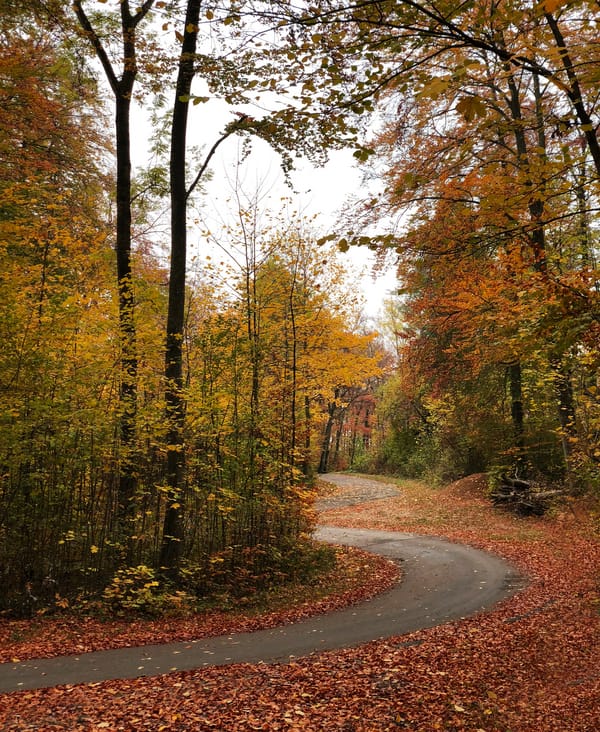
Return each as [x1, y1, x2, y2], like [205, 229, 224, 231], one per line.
[102, 565, 194, 617]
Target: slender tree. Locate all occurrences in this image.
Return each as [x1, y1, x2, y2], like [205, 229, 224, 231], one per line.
[73, 0, 155, 545]
[159, 0, 202, 573]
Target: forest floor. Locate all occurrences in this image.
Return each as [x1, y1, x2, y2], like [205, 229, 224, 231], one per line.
[1, 473, 599, 730]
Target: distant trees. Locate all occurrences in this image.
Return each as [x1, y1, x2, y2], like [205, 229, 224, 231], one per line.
[187, 209, 385, 486]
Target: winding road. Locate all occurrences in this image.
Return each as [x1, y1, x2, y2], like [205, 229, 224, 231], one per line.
[0, 474, 524, 693]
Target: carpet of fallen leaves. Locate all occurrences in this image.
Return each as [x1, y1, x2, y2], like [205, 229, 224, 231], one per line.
[0, 546, 399, 664]
[1, 473, 600, 731]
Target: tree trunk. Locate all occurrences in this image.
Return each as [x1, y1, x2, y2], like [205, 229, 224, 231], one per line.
[114, 91, 138, 549]
[302, 394, 312, 478]
[551, 356, 577, 464]
[318, 398, 337, 474]
[159, 0, 202, 575]
[507, 361, 525, 472]
[287, 270, 299, 477]
[335, 409, 348, 468]
[544, 11, 600, 178]
[72, 1, 155, 557]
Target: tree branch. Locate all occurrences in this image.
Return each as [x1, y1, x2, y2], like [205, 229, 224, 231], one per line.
[72, 0, 119, 96]
[185, 115, 249, 200]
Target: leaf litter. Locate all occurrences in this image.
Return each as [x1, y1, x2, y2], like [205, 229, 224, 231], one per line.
[1, 474, 599, 731]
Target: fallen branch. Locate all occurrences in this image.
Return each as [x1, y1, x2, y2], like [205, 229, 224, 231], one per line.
[491, 477, 564, 515]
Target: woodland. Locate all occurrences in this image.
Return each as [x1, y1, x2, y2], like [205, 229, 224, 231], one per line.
[1, 0, 599, 667]
[2, 1, 600, 729]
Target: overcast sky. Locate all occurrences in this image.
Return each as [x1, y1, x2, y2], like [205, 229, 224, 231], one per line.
[131, 100, 398, 320]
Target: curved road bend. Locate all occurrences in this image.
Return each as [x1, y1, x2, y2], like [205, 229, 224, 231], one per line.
[0, 526, 523, 692]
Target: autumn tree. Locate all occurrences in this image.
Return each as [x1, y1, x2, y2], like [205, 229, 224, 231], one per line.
[141, 207, 384, 592]
[332, 4, 600, 486]
[0, 17, 124, 607]
[252, 0, 599, 487]
[71, 0, 158, 545]
[68, 0, 358, 575]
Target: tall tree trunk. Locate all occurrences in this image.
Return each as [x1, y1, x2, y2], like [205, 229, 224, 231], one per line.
[114, 90, 138, 549]
[504, 60, 548, 275]
[532, 72, 579, 477]
[551, 356, 577, 467]
[73, 1, 154, 555]
[507, 361, 525, 470]
[289, 275, 298, 475]
[236, 226, 261, 493]
[159, 0, 202, 575]
[318, 394, 338, 474]
[302, 393, 312, 478]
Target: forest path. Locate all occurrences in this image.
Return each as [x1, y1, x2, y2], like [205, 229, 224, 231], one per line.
[315, 472, 401, 510]
[0, 474, 523, 693]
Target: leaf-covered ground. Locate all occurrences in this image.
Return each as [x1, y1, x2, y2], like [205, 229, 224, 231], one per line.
[2, 474, 600, 731]
[0, 546, 399, 664]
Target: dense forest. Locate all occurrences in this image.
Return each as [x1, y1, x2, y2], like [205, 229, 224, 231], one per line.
[1, 0, 598, 615]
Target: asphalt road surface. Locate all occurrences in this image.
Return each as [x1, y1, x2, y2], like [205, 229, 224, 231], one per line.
[0, 523, 523, 692]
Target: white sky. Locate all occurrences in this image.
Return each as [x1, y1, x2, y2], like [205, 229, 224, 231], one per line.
[130, 100, 399, 321]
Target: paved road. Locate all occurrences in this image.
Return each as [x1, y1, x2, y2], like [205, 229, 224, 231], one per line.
[0, 524, 523, 692]
[315, 472, 401, 510]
